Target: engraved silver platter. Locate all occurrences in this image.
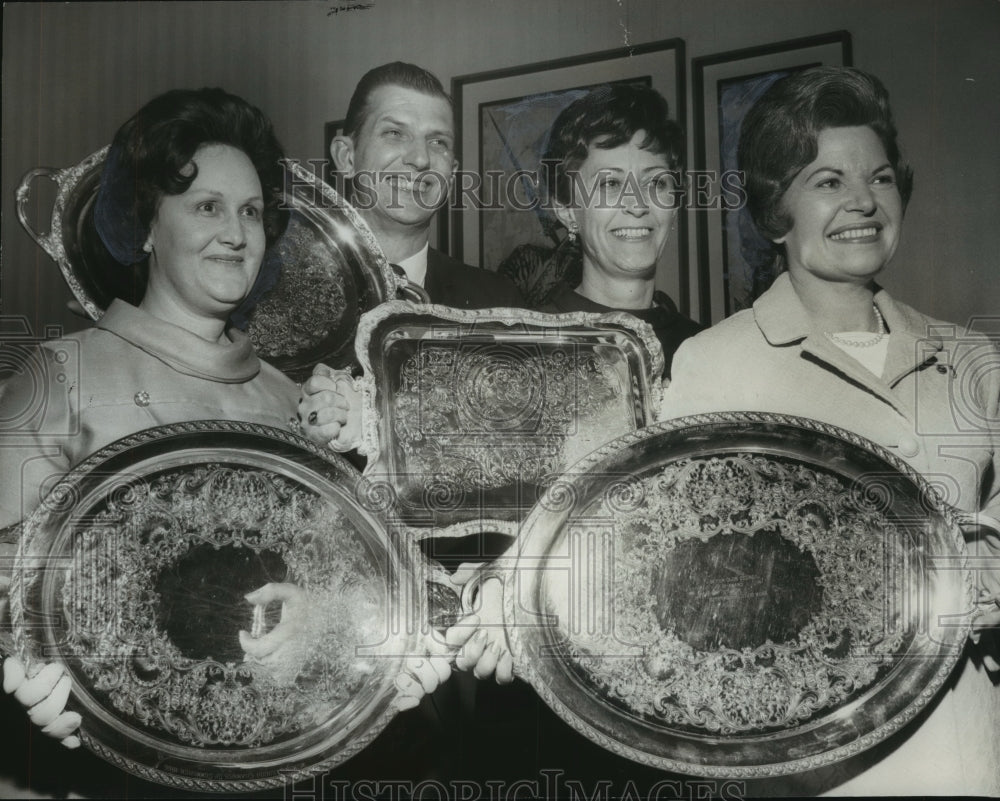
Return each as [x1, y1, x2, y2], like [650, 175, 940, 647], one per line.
[16, 149, 405, 382]
[10, 421, 425, 792]
[502, 412, 975, 778]
[356, 301, 665, 528]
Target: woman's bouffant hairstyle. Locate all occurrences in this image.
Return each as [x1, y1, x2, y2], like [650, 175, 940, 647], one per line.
[738, 66, 913, 241]
[543, 83, 684, 206]
[343, 61, 452, 140]
[95, 87, 288, 266]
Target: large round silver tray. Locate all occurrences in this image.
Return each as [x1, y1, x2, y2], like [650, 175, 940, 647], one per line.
[504, 412, 975, 778]
[16, 150, 403, 381]
[10, 421, 425, 792]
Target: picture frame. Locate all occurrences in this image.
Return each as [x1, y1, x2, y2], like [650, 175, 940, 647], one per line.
[451, 39, 686, 312]
[692, 31, 852, 323]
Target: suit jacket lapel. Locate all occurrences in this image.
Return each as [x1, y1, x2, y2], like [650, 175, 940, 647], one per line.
[424, 247, 447, 301]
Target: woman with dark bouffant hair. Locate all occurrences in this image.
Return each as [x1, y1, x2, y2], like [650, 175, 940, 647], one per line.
[0, 88, 303, 747]
[661, 66, 1000, 794]
[0, 87, 299, 534]
[96, 87, 290, 263]
[1, 86, 452, 753]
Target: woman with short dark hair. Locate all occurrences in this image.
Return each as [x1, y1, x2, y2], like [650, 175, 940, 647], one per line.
[543, 83, 684, 206]
[661, 65, 1000, 795]
[537, 83, 703, 378]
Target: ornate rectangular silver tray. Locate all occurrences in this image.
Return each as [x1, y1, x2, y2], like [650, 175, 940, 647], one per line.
[355, 302, 665, 528]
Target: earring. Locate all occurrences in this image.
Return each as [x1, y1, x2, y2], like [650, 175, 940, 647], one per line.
[568, 223, 579, 244]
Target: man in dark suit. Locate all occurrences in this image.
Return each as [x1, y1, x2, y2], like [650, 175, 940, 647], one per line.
[302, 63, 525, 445]
[303, 63, 523, 785]
[330, 61, 523, 308]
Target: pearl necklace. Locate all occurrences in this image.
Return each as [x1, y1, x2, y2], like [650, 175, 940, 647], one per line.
[824, 306, 887, 348]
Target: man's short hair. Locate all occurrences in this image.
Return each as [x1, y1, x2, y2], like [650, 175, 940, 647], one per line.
[343, 62, 452, 140]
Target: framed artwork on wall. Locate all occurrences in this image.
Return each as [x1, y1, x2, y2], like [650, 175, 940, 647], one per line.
[451, 39, 686, 311]
[692, 31, 852, 323]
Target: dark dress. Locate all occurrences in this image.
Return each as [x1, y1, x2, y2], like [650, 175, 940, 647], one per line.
[538, 283, 705, 379]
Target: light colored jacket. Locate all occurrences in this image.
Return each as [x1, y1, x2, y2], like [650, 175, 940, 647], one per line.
[663, 273, 1000, 520]
[661, 273, 1000, 794]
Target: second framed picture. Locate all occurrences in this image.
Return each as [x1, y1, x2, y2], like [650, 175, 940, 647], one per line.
[692, 31, 852, 323]
[451, 39, 686, 312]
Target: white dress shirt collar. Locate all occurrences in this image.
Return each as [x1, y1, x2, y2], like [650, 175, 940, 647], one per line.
[396, 242, 429, 288]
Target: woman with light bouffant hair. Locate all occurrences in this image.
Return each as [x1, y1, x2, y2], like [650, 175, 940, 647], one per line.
[661, 65, 1000, 795]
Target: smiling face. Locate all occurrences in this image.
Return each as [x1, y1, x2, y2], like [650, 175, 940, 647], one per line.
[334, 84, 457, 234]
[776, 125, 903, 286]
[144, 143, 266, 321]
[556, 130, 678, 284]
